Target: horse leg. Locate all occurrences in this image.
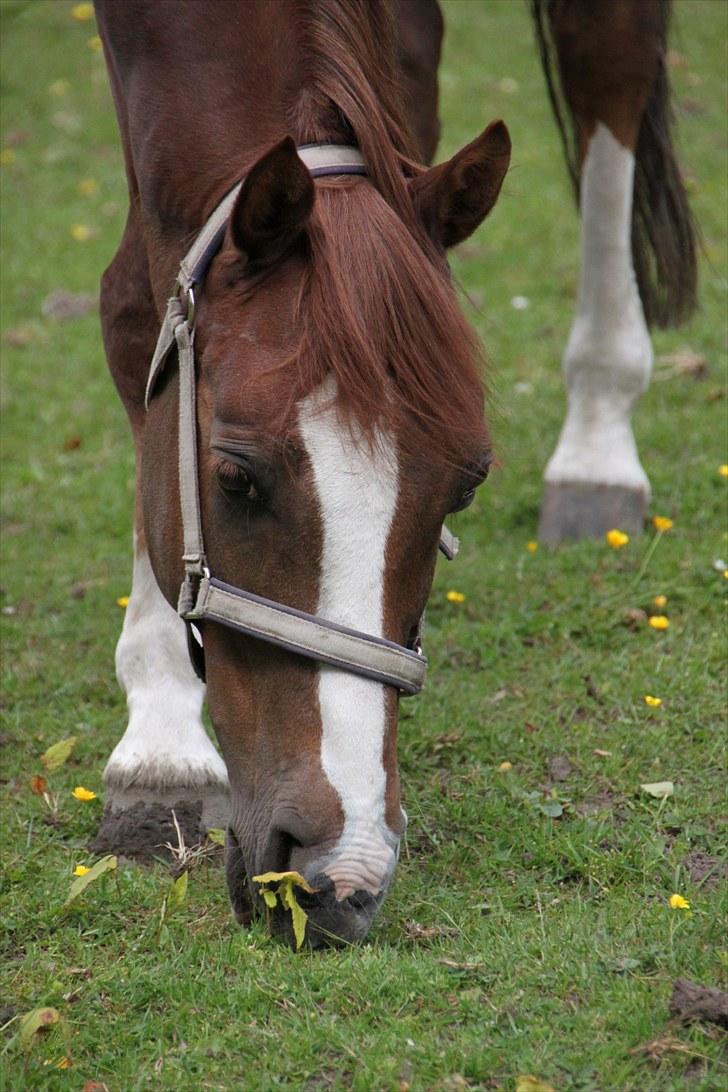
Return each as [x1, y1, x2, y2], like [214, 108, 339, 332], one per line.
[91, 216, 229, 859]
[538, 0, 665, 542]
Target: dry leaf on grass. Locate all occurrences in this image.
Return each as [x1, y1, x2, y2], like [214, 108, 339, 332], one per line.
[641, 780, 674, 799]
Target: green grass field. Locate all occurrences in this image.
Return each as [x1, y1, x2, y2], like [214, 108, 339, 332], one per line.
[1, 1, 726, 1089]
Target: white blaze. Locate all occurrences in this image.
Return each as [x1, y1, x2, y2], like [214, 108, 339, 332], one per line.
[544, 122, 652, 490]
[298, 379, 400, 899]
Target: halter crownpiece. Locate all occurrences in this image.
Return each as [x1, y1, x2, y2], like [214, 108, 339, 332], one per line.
[146, 144, 459, 692]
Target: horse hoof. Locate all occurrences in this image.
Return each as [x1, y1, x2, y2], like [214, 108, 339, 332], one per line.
[538, 481, 647, 544]
[89, 789, 230, 863]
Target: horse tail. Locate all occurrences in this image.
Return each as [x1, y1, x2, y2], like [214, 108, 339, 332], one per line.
[530, 0, 697, 328]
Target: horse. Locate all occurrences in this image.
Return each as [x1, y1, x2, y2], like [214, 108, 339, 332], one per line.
[92, 0, 510, 946]
[394, 0, 696, 541]
[91, 0, 695, 947]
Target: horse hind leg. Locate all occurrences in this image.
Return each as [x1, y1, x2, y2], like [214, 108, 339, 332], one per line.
[536, 0, 683, 542]
[92, 220, 229, 860]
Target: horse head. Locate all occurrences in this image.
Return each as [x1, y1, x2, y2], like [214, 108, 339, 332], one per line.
[142, 125, 510, 945]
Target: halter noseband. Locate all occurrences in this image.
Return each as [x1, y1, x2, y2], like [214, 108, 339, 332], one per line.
[145, 144, 458, 694]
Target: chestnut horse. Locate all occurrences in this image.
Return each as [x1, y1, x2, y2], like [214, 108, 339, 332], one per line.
[93, 0, 509, 945]
[93, 0, 694, 947]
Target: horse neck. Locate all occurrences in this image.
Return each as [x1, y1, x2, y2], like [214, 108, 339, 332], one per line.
[110, 1, 408, 268]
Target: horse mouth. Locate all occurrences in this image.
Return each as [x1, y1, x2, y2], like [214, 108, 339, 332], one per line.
[224, 828, 385, 947]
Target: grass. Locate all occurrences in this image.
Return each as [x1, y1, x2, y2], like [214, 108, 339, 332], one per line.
[1, 0, 726, 1089]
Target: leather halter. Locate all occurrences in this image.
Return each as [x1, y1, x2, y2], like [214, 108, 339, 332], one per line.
[145, 144, 458, 694]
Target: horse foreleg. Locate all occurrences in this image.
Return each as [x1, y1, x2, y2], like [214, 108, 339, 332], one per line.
[92, 217, 229, 859]
[538, 0, 664, 542]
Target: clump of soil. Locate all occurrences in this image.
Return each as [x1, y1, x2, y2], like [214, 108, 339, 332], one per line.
[89, 800, 205, 863]
[682, 850, 727, 889]
[669, 979, 728, 1029]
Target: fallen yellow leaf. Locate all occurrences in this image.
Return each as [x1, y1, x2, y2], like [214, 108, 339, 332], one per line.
[516, 1076, 556, 1092]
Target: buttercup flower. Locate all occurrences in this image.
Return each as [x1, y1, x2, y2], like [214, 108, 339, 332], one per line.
[71, 786, 97, 802]
[446, 590, 465, 604]
[73, 864, 91, 876]
[719, 465, 728, 478]
[78, 177, 98, 196]
[653, 515, 674, 532]
[669, 893, 690, 910]
[70, 223, 91, 242]
[653, 595, 667, 609]
[644, 695, 662, 708]
[116, 596, 129, 608]
[87, 34, 103, 52]
[498, 761, 513, 771]
[606, 529, 629, 549]
[649, 616, 669, 631]
[71, 2, 94, 19]
[526, 541, 538, 554]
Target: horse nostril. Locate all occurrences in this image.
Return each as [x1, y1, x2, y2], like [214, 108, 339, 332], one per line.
[264, 827, 303, 874]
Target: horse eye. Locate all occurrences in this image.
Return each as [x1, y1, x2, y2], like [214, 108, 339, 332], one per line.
[215, 460, 259, 501]
[450, 486, 476, 513]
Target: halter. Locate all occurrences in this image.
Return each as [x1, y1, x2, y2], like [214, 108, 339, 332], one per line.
[145, 144, 459, 694]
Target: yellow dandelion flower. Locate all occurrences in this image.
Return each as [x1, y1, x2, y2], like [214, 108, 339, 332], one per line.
[649, 615, 670, 631]
[606, 529, 629, 549]
[116, 595, 130, 608]
[87, 34, 103, 52]
[73, 864, 91, 876]
[71, 786, 97, 802]
[669, 893, 690, 910]
[498, 761, 513, 772]
[652, 595, 667, 609]
[526, 541, 538, 554]
[719, 465, 728, 479]
[446, 590, 465, 604]
[78, 177, 98, 196]
[644, 695, 662, 708]
[652, 515, 674, 532]
[0, 148, 17, 167]
[70, 223, 92, 242]
[71, 2, 94, 20]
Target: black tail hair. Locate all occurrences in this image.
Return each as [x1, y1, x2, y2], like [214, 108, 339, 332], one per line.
[531, 0, 697, 328]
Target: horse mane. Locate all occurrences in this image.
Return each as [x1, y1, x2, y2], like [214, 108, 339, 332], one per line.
[252, 0, 488, 468]
[531, 0, 697, 329]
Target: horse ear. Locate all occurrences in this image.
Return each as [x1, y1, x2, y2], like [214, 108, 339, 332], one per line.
[230, 136, 315, 260]
[411, 120, 511, 248]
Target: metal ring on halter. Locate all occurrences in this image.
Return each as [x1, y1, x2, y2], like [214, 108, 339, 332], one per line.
[185, 286, 196, 327]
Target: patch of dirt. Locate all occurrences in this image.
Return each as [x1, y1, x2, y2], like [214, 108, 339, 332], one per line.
[669, 979, 728, 1029]
[41, 289, 96, 321]
[89, 799, 205, 862]
[548, 755, 574, 782]
[575, 791, 615, 817]
[682, 850, 728, 889]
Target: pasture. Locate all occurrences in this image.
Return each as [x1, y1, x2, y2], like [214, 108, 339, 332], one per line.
[1, 0, 726, 1088]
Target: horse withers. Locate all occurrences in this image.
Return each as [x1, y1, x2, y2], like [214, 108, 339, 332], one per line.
[93, 0, 510, 946]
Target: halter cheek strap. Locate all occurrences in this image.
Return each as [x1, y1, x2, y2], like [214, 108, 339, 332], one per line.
[146, 144, 459, 694]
